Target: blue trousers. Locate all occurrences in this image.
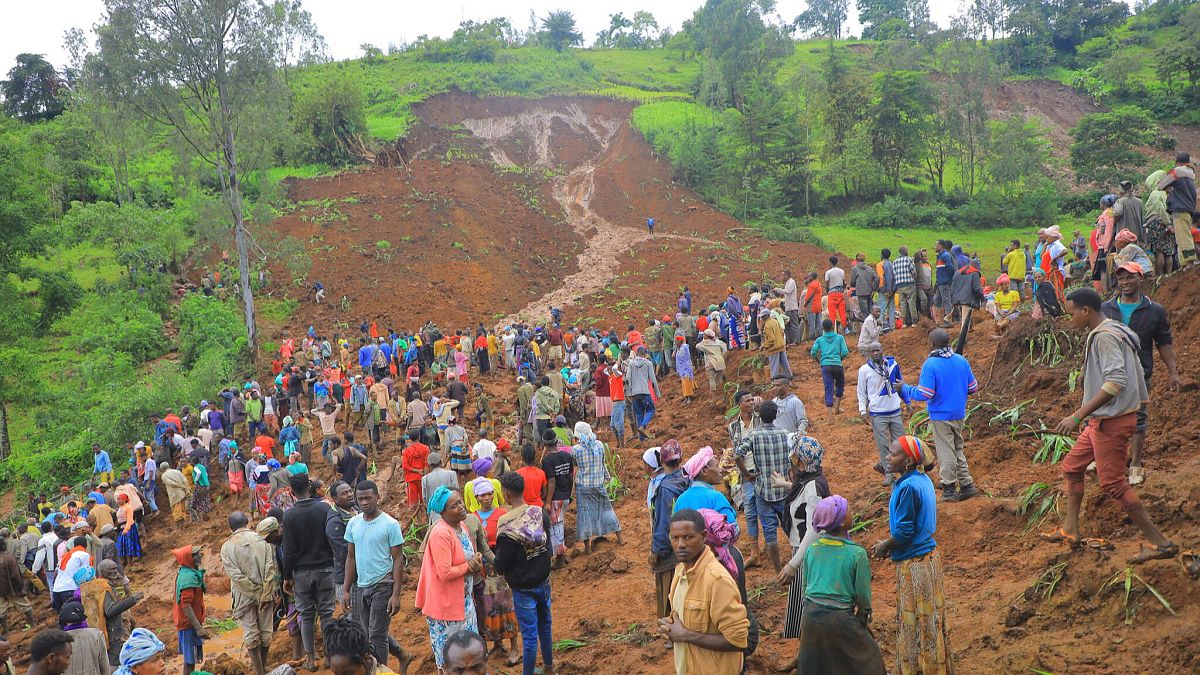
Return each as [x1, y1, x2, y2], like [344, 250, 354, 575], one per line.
[512, 582, 554, 675]
[742, 477, 762, 542]
[820, 365, 845, 407]
[629, 394, 655, 430]
[610, 401, 626, 439]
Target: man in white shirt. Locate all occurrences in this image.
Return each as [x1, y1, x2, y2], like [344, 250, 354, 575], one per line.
[32, 525, 61, 588]
[857, 305, 882, 356]
[857, 341, 910, 486]
[781, 270, 800, 345]
[471, 431, 497, 462]
[51, 536, 91, 611]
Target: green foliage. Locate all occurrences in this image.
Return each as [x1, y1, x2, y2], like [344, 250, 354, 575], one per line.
[28, 269, 84, 329]
[0, 117, 53, 273]
[987, 115, 1052, 192]
[414, 19, 516, 63]
[59, 201, 192, 273]
[538, 11, 584, 53]
[1, 53, 65, 122]
[1016, 482, 1058, 533]
[68, 290, 168, 363]
[176, 294, 248, 369]
[291, 74, 369, 165]
[1069, 107, 1160, 184]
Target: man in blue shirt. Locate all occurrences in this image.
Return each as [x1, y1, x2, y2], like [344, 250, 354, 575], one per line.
[933, 240, 955, 326]
[357, 339, 374, 376]
[902, 329, 980, 503]
[92, 444, 114, 486]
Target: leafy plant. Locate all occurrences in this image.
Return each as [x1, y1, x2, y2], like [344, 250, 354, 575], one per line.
[989, 399, 1035, 437]
[905, 409, 931, 439]
[1016, 482, 1058, 533]
[1032, 433, 1073, 464]
[1029, 560, 1069, 600]
[604, 441, 627, 502]
[553, 638, 588, 651]
[1097, 566, 1177, 624]
[1067, 368, 1081, 393]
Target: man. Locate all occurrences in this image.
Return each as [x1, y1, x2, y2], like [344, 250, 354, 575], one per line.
[770, 379, 809, 435]
[695, 329, 728, 393]
[540, 432, 576, 569]
[893, 246, 918, 328]
[1002, 240, 1027, 298]
[1101, 262, 1181, 486]
[1112, 179, 1144, 244]
[442, 630, 488, 675]
[545, 325, 564, 365]
[801, 273, 823, 343]
[902, 328, 980, 502]
[331, 435, 367, 488]
[759, 307, 790, 382]
[810, 319, 849, 419]
[657, 510, 749, 674]
[471, 431, 496, 463]
[400, 431, 430, 508]
[849, 254, 878, 328]
[877, 248, 896, 332]
[493, 473, 554, 675]
[515, 377, 535, 445]
[342, 481, 412, 674]
[219, 511, 277, 675]
[172, 545, 208, 675]
[0, 540, 32, 634]
[734, 401, 792, 571]
[950, 254, 984, 335]
[313, 402, 343, 465]
[281, 474, 336, 671]
[160, 463, 190, 523]
[825, 256, 848, 333]
[625, 346, 661, 441]
[245, 390, 266, 439]
[781, 270, 801, 345]
[1156, 151, 1198, 263]
[857, 305, 882, 357]
[858, 341, 911, 486]
[727, 391, 762, 567]
[933, 240, 956, 325]
[648, 442, 689, 620]
[52, 537, 91, 612]
[1045, 288, 1178, 565]
[92, 446, 113, 487]
[324, 481, 356, 609]
[421, 453, 459, 524]
[27, 630, 73, 675]
[533, 377, 560, 443]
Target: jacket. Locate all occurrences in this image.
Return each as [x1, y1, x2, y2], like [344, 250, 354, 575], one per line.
[533, 386, 560, 420]
[950, 265, 984, 308]
[809, 332, 848, 367]
[849, 262, 878, 297]
[280, 497, 334, 579]
[220, 528, 278, 610]
[1082, 319, 1148, 419]
[879, 259, 896, 294]
[414, 520, 473, 621]
[1158, 165, 1197, 214]
[1100, 295, 1171, 378]
[902, 352, 978, 421]
[761, 316, 785, 355]
[624, 355, 660, 398]
[934, 249, 955, 285]
[669, 546, 750, 674]
[650, 470, 691, 557]
[857, 358, 909, 416]
[492, 506, 552, 590]
[888, 470, 937, 562]
[696, 338, 728, 371]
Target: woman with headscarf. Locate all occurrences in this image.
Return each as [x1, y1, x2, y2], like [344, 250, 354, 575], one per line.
[114, 494, 141, 569]
[253, 459, 275, 516]
[59, 600, 110, 675]
[415, 487, 483, 671]
[673, 335, 696, 404]
[279, 416, 301, 458]
[572, 422, 624, 554]
[771, 434, 832, 665]
[471, 478, 521, 667]
[463, 458, 505, 514]
[453, 343, 470, 387]
[268, 459, 296, 511]
[872, 435, 952, 675]
[1039, 225, 1069, 303]
[674, 446, 736, 526]
[189, 461, 211, 522]
[112, 628, 165, 675]
[796, 495, 885, 674]
[1144, 170, 1177, 276]
[80, 559, 143, 666]
[226, 444, 246, 496]
[172, 546, 207, 675]
[696, 507, 759, 672]
[1112, 228, 1154, 281]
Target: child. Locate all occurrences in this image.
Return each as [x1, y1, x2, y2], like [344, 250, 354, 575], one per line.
[172, 545, 208, 675]
[810, 319, 850, 419]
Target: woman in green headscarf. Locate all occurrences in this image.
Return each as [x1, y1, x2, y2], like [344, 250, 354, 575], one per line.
[1144, 170, 1177, 276]
[414, 487, 484, 671]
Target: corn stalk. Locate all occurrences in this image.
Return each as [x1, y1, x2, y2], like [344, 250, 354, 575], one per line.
[1097, 566, 1177, 624]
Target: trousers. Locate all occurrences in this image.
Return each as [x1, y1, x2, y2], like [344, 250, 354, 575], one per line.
[512, 582, 554, 675]
[869, 413, 905, 467]
[293, 567, 336, 656]
[897, 285, 919, 326]
[931, 419, 973, 488]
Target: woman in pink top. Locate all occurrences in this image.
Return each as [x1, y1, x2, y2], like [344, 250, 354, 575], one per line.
[415, 486, 484, 670]
[453, 345, 470, 388]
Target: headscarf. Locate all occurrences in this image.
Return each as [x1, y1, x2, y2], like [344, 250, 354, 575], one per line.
[1044, 225, 1063, 240]
[172, 545, 205, 603]
[698, 508, 738, 579]
[682, 446, 714, 480]
[470, 477, 494, 497]
[1115, 228, 1138, 246]
[59, 601, 88, 630]
[789, 435, 825, 474]
[497, 504, 547, 549]
[255, 517, 280, 536]
[996, 274, 1010, 285]
[897, 435, 929, 470]
[428, 485, 453, 514]
[73, 565, 97, 586]
[642, 447, 662, 471]
[811, 495, 849, 533]
[573, 421, 596, 442]
[282, 416, 294, 427]
[115, 628, 166, 675]
[472, 457, 493, 477]
[659, 439, 682, 465]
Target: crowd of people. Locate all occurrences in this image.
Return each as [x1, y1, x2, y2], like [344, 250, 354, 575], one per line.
[10, 157, 1198, 675]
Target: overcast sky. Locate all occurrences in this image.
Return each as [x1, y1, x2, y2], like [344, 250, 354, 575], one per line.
[1, 0, 980, 72]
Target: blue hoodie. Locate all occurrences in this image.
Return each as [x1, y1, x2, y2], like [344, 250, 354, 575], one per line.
[902, 351, 978, 421]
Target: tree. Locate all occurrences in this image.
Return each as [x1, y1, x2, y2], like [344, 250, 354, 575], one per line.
[818, 45, 872, 198]
[1068, 107, 1159, 184]
[987, 113, 1051, 191]
[95, 0, 320, 362]
[265, 0, 328, 85]
[685, 0, 792, 109]
[858, 0, 929, 39]
[1, 53, 65, 122]
[595, 13, 633, 48]
[937, 38, 992, 194]
[794, 0, 850, 39]
[360, 43, 384, 62]
[630, 11, 661, 47]
[540, 10, 583, 52]
[292, 75, 368, 163]
[869, 70, 932, 191]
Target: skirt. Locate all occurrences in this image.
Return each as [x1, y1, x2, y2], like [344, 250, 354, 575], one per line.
[427, 592, 478, 668]
[680, 376, 696, 398]
[549, 500, 568, 555]
[270, 487, 296, 511]
[449, 445, 472, 473]
[255, 484, 272, 516]
[782, 567, 803, 639]
[594, 395, 612, 418]
[798, 603, 886, 674]
[190, 486, 212, 515]
[116, 523, 142, 558]
[228, 471, 245, 494]
[895, 550, 954, 675]
[482, 571, 518, 641]
[575, 485, 621, 540]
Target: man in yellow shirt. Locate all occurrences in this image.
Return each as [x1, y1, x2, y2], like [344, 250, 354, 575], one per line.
[1002, 240, 1028, 298]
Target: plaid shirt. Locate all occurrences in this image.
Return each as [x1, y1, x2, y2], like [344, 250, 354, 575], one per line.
[574, 438, 609, 488]
[893, 255, 917, 286]
[735, 422, 792, 502]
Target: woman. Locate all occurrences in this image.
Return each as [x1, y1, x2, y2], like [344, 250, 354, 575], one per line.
[453, 344, 470, 387]
[775, 435, 831, 666]
[1040, 226, 1069, 303]
[112, 628, 166, 675]
[415, 487, 483, 671]
[1144, 170, 1177, 276]
[296, 415, 315, 464]
[226, 447, 246, 496]
[698, 507, 759, 672]
[572, 422, 624, 554]
[642, 446, 665, 510]
[475, 331, 491, 375]
[1093, 194, 1117, 291]
[189, 461, 211, 521]
[474, 384, 494, 440]
[81, 558, 142, 665]
[872, 435, 953, 675]
[798, 495, 885, 674]
[1032, 268, 1064, 318]
[1112, 228, 1154, 279]
[253, 459, 274, 516]
[592, 355, 612, 427]
[115, 493, 141, 568]
[673, 335, 696, 404]
[472, 479, 521, 666]
[268, 459, 296, 511]
[463, 458, 505, 514]
[279, 416, 301, 458]
[285, 452, 309, 476]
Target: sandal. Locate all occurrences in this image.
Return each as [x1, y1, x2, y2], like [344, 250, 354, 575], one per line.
[1080, 537, 1115, 551]
[1129, 541, 1180, 565]
[1039, 527, 1079, 546]
[1179, 550, 1200, 580]
[1128, 466, 1146, 486]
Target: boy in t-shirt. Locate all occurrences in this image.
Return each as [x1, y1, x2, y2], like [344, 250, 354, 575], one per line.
[515, 445, 548, 507]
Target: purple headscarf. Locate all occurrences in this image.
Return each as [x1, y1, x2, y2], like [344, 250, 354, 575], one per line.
[811, 495, 849, 534]
[698, 508, 739, 579]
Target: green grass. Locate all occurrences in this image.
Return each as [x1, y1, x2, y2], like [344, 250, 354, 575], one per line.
[265, 163, 333, 183]
[366, 115, 411, 141]
[803, 224, 1034, 269]
[577, 48, 699, 92]
[22, 243, 124, 290]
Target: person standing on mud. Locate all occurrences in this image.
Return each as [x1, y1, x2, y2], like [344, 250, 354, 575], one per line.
[858, 342, 910, 487]
[648, 441, 689, 620]
[735, 401, 792, 572]
[902, 328, 980, 503]
[759, 306, 791, 382]
[219, 511, 277, 675]
[281, 473, 337, 671]
[625, 346, 661, 442]
[1042, 288, 1179, 565]
[646, 216, 654, 234]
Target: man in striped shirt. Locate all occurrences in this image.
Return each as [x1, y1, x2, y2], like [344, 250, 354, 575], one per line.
[893, 246, 919, 328]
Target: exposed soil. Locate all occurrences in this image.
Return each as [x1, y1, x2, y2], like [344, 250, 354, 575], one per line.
[14, 93, 1200, 673]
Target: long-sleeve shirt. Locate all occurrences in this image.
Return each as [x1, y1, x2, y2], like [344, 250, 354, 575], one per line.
[857, 314, 880, 351]
[771, 394, 809, 435]
[312, 406, 342, 435]
[892, 255, 917, 286]
[888, 470, 937, 562]
[220, 528, 278, 610]
[533, 387, 560, 420]
[93, 451, 112, 474]
[650, 470, 690, 557]
[735, 423, 792, 502]
[902, 352, 978, 421]
[1081, 319, 1148, 419]
[673, 481, 736, 526]
[809, 332, 848, 367]
[802, 536, 872, 612]
[857, 358, 909, 416]
[669, 547, 750, 675]
[624, 356, 660, 398]
[280, 497, 334, 580]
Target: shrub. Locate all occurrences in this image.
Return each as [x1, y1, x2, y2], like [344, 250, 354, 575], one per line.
[292, 75, 369, 165]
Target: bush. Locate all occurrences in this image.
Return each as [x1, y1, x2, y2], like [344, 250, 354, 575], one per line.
[176, 294, 248, 369]
[292, 75, 369, 165]
[67, 291, 168, 363]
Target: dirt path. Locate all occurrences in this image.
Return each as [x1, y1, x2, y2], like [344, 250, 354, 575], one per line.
[460, 104, 711, 327]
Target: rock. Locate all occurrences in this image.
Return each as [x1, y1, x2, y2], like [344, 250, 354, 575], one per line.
[1004, 604, 1034, 628]
[609, 557, 632, 574]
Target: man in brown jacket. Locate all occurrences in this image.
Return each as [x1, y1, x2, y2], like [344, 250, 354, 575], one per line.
[219, 511, 279, 675]
[759, 307, 791, 381]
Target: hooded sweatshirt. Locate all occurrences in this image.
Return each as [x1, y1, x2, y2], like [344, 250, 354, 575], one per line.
[1081, 319, 1148, 419]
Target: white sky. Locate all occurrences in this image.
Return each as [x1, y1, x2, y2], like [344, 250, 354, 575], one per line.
[1, 0, 971, 72]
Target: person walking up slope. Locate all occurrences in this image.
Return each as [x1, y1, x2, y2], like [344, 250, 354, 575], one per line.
[901, 329, 981, 502]
[809, 319, 849, 420]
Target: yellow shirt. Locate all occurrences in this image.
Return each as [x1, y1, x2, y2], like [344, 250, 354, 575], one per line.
[486, 334, 499, 356]
[433, 339, 447, 357]
[668, 547, 749, 675]
[995, 289, 1021, 313]
[462, 478, 506, 513]
[1003, 249, 1027, 278]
